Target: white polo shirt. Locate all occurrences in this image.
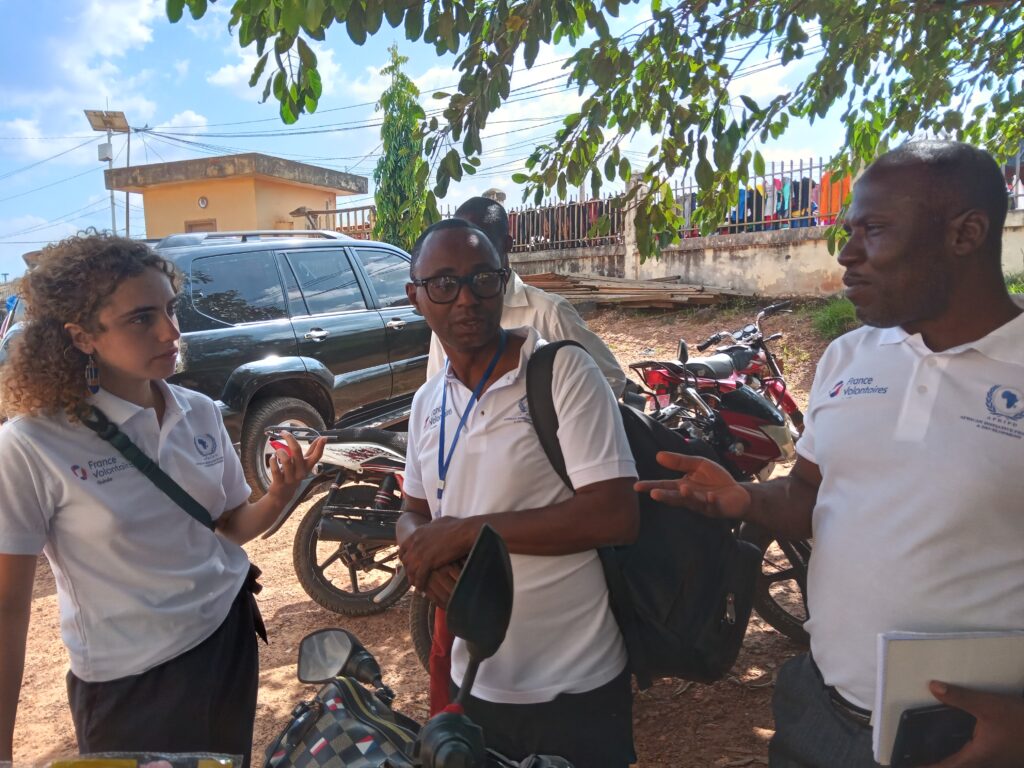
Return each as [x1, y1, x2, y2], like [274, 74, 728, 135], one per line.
[797, 314, 1024, 709]
[406, 326, 636, 704]
[426, 271, 627, 396]
[0, 381, 252, 682]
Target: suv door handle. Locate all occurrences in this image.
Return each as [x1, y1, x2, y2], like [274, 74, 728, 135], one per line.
[386, 319, 407, 330]
[304, 328, 329, 342]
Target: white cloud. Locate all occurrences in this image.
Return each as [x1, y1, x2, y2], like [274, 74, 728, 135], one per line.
[1, 0, 164, 161]
[186, 3, 234, 41]
[174, 59, 190, 80]
[208, 42, 342, 100]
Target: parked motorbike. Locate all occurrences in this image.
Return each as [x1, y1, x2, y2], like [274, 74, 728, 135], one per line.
[261, 426, 410, 617]
[265, 525, 572, 768]
[629, 352, 811, 645]
[692, 300, 804, 433]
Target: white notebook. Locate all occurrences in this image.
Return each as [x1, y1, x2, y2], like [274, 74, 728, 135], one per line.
[872, 630, 1024, 764]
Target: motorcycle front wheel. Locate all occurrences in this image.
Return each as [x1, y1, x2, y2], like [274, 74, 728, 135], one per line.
[293, 483, 410, 616]
[738, 522, 811, 646]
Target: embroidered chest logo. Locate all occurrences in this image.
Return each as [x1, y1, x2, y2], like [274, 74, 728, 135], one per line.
[504, 396, 533, 425]
[986, 386, 1024, 421]
[194, 434, 218, 456]
[828, 376, 889, 398]
[426, 404, 453, 428]
[75, 456, 133, 484]
[960, 385, 1024, 440]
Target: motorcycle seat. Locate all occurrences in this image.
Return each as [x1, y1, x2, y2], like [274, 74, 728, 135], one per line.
[718, 344, 758, 372]
[684, 353, 737, 379]
[319, 426, 408, 453]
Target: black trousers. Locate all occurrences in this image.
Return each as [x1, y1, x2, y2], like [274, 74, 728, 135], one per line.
[67, 584, 261, 768]
[453, 667, 635, 768]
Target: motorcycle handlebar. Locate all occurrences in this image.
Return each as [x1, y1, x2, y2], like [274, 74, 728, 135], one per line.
[761, 300, 792, 317]
[696, 333, 720, 352]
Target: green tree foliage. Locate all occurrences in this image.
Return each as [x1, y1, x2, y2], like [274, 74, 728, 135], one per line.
[371, 44, 428, 251]
[168, 0, 1024, 257]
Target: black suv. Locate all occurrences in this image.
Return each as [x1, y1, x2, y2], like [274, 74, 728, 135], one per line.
[1, 232, 428, 494]
[145, 230, 428, 494]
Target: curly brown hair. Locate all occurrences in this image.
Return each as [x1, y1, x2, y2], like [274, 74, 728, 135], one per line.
[0, 231, 180, 421]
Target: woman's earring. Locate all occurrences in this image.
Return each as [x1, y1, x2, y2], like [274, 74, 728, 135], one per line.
[85, 355, 100, 394]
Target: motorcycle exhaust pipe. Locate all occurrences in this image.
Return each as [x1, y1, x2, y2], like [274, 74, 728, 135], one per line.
[316, 515, 396, 545]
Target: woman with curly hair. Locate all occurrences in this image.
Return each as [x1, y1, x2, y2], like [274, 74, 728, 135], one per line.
[0, 233, 324, 766]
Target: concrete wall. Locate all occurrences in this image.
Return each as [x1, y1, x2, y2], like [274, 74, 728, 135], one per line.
[509, 244, 624, 277]
[253, 179, 338, 231]
[140, 177, 359, 237]
[510, 210, 1024, 297]
[143, 178, 258, 237]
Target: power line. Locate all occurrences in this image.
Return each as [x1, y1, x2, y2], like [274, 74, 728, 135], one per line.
[0, 166, 103, 204]
[0, 137, 101, 182]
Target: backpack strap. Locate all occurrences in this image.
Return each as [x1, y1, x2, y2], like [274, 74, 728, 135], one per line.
[525, 341, 652, 690]
[83, 405, 217, 532]
[525, 340, 582, 491]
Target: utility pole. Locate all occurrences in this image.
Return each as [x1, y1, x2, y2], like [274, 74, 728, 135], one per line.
[84, 110, 129, 236]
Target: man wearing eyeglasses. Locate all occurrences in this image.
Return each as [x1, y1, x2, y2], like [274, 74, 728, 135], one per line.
[424, 197, 627, 397]
[397, 219, 639, 767]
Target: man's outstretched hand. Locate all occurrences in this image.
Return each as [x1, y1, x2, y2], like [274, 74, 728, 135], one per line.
[634, 452, 751, 520]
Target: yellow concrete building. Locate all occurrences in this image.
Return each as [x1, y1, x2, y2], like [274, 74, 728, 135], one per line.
[105, 153, 367, 238]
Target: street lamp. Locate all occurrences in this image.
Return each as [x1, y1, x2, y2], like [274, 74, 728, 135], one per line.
[84, 110, 130, 236]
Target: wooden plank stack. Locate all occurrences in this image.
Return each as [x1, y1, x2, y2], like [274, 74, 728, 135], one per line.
[519, 272, 727, 308]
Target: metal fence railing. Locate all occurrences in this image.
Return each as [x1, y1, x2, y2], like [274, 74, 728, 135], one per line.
[507, 195, 625, 253]
[336, 149, 1024, 249]
[671, 157, 851, 238]
[334, 204, 377, 240]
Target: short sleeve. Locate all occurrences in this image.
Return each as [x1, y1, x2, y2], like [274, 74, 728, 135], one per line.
[403, 389, 428, 501]
[538, 294, 628, 397]
[0, 426, 55, 555]
[795, 338, 845, 465]
[218, 416, 251, 512]
[548, 345, 637, 488]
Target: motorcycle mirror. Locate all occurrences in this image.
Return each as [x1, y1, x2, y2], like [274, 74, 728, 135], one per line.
[447, 524, 513, 703]
[297, 628, 387, 689]
[297, 628, 354, 683]
[676, 339, 689, 363]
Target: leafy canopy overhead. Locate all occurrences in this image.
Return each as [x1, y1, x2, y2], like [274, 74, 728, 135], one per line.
[372, 44, 429, 251]
[168, 0, 1024, 257]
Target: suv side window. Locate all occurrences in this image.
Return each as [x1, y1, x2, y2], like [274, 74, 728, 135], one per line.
[354, 248, 411, 308]
[189, 251, 288, 326]
[286, 249, 366, 315]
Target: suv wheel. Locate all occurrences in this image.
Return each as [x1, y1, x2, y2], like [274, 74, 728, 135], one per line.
[241, 396, 326, 497]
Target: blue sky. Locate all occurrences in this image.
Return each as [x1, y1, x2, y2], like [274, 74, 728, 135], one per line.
[0, 0, 843, 279]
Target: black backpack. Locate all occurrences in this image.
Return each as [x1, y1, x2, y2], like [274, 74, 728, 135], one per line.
[526, 341, 762, 689]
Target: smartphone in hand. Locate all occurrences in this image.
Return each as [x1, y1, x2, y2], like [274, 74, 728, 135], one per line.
[890, 703, 976, 767]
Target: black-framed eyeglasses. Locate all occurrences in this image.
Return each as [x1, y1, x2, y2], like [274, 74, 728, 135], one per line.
[410, 269, 510, 304]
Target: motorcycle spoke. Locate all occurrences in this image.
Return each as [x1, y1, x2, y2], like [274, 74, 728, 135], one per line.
[348, 564, 361, 592]
[763, 566, 799, 584]
[316, 548, 345, 573]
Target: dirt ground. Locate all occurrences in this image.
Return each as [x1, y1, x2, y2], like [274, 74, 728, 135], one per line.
[13, 301, 831, 768]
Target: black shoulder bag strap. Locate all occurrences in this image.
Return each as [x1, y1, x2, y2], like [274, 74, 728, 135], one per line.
[525, 341, 651, 689]
[83, 405, 215, 531]
[83, 405, 268, 642]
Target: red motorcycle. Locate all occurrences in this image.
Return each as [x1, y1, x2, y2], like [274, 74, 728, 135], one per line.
[693, 300, 804, 433]
[629, 351, 810, 645]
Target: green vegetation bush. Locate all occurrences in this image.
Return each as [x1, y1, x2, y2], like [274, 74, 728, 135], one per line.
[1006, 272, 1024, 294]
[812, 297, 859, 340]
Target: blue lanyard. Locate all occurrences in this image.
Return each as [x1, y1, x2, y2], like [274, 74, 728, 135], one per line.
[437, 331, 508, 502]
